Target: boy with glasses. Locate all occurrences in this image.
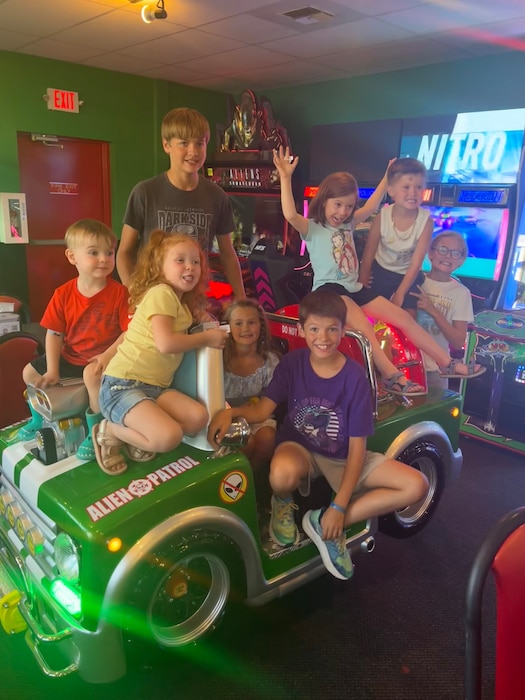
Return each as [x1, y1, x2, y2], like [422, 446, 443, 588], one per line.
[411, 231, 474, 388]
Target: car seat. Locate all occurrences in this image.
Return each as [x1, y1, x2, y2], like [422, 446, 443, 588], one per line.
[0, 331, 44, 428]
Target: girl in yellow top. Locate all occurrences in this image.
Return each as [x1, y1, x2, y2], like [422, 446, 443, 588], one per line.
[93, 230, 228, 475]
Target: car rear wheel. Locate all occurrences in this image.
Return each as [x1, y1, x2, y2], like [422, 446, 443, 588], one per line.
[379, 440, 445, 538]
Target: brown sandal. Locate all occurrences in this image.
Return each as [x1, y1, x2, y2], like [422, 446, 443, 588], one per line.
[92, 419, 127, 476]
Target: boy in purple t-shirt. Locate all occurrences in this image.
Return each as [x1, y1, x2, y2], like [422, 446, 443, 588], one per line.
[209, 290, 428, 581]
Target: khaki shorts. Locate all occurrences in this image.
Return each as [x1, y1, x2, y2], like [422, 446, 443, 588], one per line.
[251, 418, 277, 435]
[277, 441, 387, 498]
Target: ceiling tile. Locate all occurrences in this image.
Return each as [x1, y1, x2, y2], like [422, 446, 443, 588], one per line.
[149, 0, 281, 28]
[432, 20, 525, 56]
[260, 17, 413, 58]
[317, 36, 468, 72]
[52, 9, 184, 50]
[200, 14, 298, 43]
[0, 29, 40, 51]
[118, 28, 245, 63]
[0, 0, 112, 36]
[138, 63, 215, 82]
[382, 1, 525, 35]
[182, 45, 294, 76]
[249, 0, 366, 33]
[331, 0, 427, 16]
[15, 38, 107, 62]
[82, 52, 163, 73]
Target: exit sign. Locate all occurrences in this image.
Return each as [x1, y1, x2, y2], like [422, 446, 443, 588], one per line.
[46, 88, 80, 113]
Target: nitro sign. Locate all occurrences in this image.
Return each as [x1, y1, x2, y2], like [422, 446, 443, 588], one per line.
[417, 132, 506, 174]
[400, 108, 525, 184]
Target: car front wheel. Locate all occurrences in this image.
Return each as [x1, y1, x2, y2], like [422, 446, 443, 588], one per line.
[127, 532, 244, 648]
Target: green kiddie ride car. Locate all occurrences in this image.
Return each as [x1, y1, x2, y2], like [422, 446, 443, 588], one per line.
[0, 320, 462, 684]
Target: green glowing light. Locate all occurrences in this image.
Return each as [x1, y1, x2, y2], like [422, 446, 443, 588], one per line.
[50, 578, 81, 617]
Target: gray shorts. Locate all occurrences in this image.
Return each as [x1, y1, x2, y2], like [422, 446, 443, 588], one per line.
[31, 354, 85, 379]
[100, 375, 166, 426]
[277, 441, 387, 497]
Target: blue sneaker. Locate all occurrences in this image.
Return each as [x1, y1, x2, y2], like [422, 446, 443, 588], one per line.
[302, 508, 354, 580]
[269, 495, 299, 546]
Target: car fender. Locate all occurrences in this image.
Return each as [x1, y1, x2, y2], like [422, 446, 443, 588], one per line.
[383, 420, 462, 483]
[99, 505, 265, 619]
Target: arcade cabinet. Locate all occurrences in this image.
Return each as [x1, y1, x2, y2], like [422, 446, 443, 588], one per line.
[206, 89, 312, 311]
[401, 108, 525, 454]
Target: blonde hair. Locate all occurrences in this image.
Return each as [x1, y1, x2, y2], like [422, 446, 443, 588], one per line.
[65, 219, 117, 250]
[309, 172, 359, 226]
[222, 298, 274, 372]
[430, 231, 468, 258]
[128, 231, 209, 318]
[387, 157, 427, 185]
[161, 107, 210, 144]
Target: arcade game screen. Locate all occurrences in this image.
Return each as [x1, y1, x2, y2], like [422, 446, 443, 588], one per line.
[211, 195, 289, 258]
[421, 204, 509, 281]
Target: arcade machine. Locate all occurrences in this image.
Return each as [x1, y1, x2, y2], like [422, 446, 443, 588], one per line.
[401, 108, 525, 454]
[205, 90, 311, 312]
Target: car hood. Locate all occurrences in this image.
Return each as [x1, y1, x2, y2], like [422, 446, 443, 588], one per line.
[1, 438, 226, 537]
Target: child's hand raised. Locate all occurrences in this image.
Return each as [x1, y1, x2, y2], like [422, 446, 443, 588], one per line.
[273, 146, 298, 179]
[385, 157, 397, 176]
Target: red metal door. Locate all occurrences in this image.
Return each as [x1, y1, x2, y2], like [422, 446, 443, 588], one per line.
[17, 132, 111, 320]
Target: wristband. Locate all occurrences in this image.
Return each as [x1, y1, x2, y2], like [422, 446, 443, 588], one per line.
[329, 502, 346, 515]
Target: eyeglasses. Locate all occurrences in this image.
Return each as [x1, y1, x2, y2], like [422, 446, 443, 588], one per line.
[432, 244, 465, 260]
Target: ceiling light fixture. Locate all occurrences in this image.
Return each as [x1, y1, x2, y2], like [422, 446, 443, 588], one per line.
[141, 0, 167, 23]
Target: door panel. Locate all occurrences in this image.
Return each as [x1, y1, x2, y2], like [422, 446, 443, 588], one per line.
[17, 132, 111, 320]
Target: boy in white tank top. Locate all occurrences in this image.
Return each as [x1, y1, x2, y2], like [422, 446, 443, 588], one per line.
[359, 158, 433, 316]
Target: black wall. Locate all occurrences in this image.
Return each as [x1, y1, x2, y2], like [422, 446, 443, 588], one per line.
[309, 119, 403, 185]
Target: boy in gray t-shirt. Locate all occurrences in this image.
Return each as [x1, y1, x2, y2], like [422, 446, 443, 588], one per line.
[117, 107, 245, 300]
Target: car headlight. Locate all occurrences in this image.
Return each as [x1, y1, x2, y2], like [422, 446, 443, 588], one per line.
[54, 532, 80, 583]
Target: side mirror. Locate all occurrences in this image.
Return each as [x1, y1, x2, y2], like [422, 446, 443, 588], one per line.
[208, 417, 250, 460]
[219, 417, 251, 447]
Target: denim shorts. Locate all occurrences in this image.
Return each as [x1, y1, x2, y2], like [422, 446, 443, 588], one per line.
[99, 375, 165, 426]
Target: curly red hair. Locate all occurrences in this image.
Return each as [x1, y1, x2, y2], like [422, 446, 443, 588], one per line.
[128, 231, 209, 319]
